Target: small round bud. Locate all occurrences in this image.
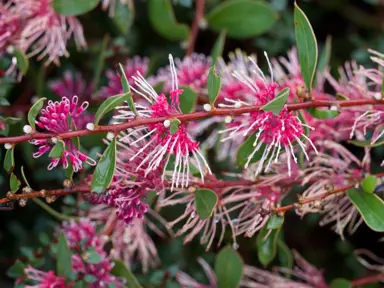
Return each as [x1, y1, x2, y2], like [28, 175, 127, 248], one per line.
[232, 242, 239, 250]
[180, 40, 189, 50]
[234, 102, 241, 108]
[40, 189, 48, 197]
[224, 116, 233, 123]
[46, 196, 57, 203]
[19, 198, 27, 207]
[22, 186, 32, 194]
[324, 183, 334, 192]
[51, 137, 58, 144]
[198, 18, 208, 30]
[63, 179, 72, 188]
[6, 45, 15, 54]
[163, 119, 171, 128]
[330, 105, 339, 112]
[106, 132, 115, 141]
[312, 200, 323, 210]
[4, 143, 12, 150]
[6, 191, 15, 200]
[374, 92, 382, 100]
[296, 85, 311, 100]
[86, 123, 95, 131]
[23, 125, 33, 134]
[203, 104, 212, 112]
[188, 186, 196, 193]
[11, 56, 17, 65]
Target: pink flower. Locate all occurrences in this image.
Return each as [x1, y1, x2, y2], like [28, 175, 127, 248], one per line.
[115, 54, 211, 189]
[100, 56, 149, 98]
[217, 52, 317, 176]
[24, 266, 66, 288]
[0, 1, 22, 51]
[49, 70, 93, 100]
[31, 96, 96, 171]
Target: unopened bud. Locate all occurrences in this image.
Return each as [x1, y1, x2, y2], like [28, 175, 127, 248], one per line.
[224, 116, 233, 123]
[296, 85, 311, 100]
[63, 179, 72, 188]
[22, 186, 32, 193]
[86, 123, 95, 131]
[198, 18, 208, 30]
[19, 198, 27, 207]
[106, 132, 115, 141]
[374, 92, 382, 100]
[23, 125, 33, 134]
[51, 137, 58, 144]
[4, 143, 12, 150]
[163, 119, 171, 128]
[6, 191, 16, 200]
[40, 189, 48, 197]
[234, 102, 241, 108]
[329, 104, 340, 112]
[203, 104, 212, 112]
[6, 45, 15, 54]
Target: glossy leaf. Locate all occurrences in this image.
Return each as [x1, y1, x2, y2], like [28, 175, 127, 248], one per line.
[94, 92, 130, 125]
[361, 175, 377, 194]
[348, 138, 384, 148]
[211, 30, 227, 64]
[317, 35, 332, 76]
[215, 246, 243, 288]
[65, 157, 74, 181]
[261, 87, 290, 115]
[4, 147, 15, 173]
[48, 140, 65, 159]
[294, 2, 318, 94]
[111, 260, 143, 288]
[57, 232, 73, 278]
[194, 189, 218, 219]
[180, 86, 197, 114]
[113, 0, 134, 34]
[7, 259, 25, 279]
[83, 247, 103, 264]
[52, 0, 99, 16]
[277, 240, 293, 273]
[170, 119, 181, 135]
[208, 67, 222, 105]
[236, 133, 266, 167]
[267, 214, 284, 229]
[207, 0, 277, 39]
[91, 138, 117, 193]
[330, 278, 351, 288]
[306, 107, 339, 119]
[148, 0, 189, 41]
[347, 188, 384, 232]
[118, 64, 137, 116]
[28, 97, 46, 130]
[13, 49, 29, 75]
[10, 173, 21, 193]
[256, 225, 281, 266]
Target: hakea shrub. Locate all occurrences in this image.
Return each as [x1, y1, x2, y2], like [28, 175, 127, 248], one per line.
[2, 2, 384, 287]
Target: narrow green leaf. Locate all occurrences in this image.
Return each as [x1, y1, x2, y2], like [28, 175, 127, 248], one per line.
[94, 93, 130, 125]
[113, 0, 134, 34]
[277, 240, 293, 274]
[117, 64, 138, 116]
[361, 175, 377, 194]
[91, 138, 117, 193]
[256, 225, 281, 266]
[215, 246, 243, 288]
[317, 35, 332, 76]
[48, 140, 65, 159]
[294, 2, 318, 94]
[208, 67, 222, 105]
[347, 188, 384, 232]
[28, 98, 46, 130]
[83, 247, 103, 264]
[211, 30, 227, 64]
[336, 93, 349, 100]
[3, 117, 22, 124]
[261, 87, 290, 115]
[330, 278, 351, 288]
[65, 159, 74, 181]
[306, 107, 339, 119]
[236, 134, 266, 167]
[92, 35, 109, 92]
[348, 138, 384, 148]
[4, 147, 15, 173]
[381, 75, 384, 96]
[170, 119, 181, 135]
[52, 0, 99, 16]
[6, 259, 25, 279]
[10, 173, 21, 193]
[179, 86, 197, 113]
[111, 259, 143, 288]
[267, 214, 284, 229]
[57, 232, 73, 278]
[148, 0, 189, 41]
[194, 189, 218, 219]
[13, 49, 29, 75]
[206, 0, 277, 39]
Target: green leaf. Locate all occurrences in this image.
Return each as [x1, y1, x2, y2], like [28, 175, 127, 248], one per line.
[111, 259, 143, 288]
[194, 189, 218, 219]
[294, 2, 318, 94]
[65, 158, 74, 181]
[347, 188, 384, 232]
[215, 246, 243, 288]
[3, 117, 22, 124]
[170, 119, 181, 135]
[94, 92, 130, 125]
[52, 0, 99, 16]
[0, 98, 10, 106]
[348, 139, 384, 148]
[148, 0, 189, 41]
[330, 278, 351, 288]
[84, 274, 97, 283]
[83, 247, 103, 264]
[73, 281, 87, 288]
[48, 140, 65, 158]
[113, 0, 134, 34]
[317, 36, 332, 76]
[277, 240, 293, 274]
[57, 232, 73, 278]
[13, 49, 29, 75]
[336, 93, 349, 100]
[256, 225, 281, 266]
[91, 138, 117, 193]
[306, 107, 339, 119]
[179, 86, 197, 113]
[261, 87, 290, 115]
[236, 133, 266, 167]
[211, 30, 227, 64]
[28, 97, 46, 130]
[10, 173, 21, 193]
[4, 147, 15, 173]
[6, 259, 25, 279]
[208, 67, 222, 105]
[267, 214, 284, 229]
[117, 64, 137, 116]
[206, 0, 277, 39]
[362, 175, 377, 194]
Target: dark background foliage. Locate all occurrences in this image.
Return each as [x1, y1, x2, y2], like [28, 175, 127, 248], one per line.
[0, 0, 384, 287]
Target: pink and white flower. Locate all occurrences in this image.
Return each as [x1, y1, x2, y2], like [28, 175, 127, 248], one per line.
[24, 266, 66, 288]
[49, 70, 93, 100]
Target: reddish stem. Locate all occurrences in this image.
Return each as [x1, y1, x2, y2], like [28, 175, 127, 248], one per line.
[186, 0, 205, 56]
[1, 98, 382, 145]
[351, 272, 384, 286]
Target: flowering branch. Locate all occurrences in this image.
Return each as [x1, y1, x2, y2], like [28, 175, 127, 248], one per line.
[351, 272, 384, 286]
[1, 98, 383, 145]
[186, 0, 206, 55]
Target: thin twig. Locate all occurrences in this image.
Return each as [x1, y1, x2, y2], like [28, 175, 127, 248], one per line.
[351, 272, 384, 286]
[186, 0, 205, 55]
